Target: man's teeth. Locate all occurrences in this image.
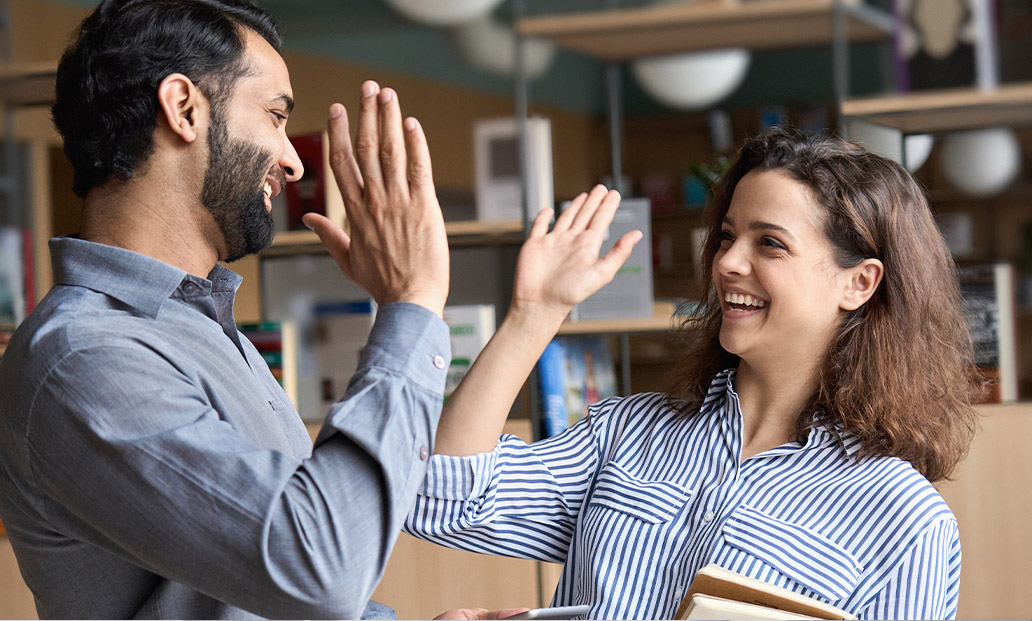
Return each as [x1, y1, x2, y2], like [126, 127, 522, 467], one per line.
[264, 182, 272, 198]
[725, 292, 767, 308]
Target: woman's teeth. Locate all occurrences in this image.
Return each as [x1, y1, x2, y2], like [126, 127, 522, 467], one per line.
[725, 292, 767, 308]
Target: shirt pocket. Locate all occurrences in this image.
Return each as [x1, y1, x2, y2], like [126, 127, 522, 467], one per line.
[588, 460, 690, 524]
[721, 505, 864, 602]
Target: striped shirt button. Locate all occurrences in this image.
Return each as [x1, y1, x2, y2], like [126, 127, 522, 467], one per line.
[419, 445, 429, 460]
[703, 510, 715, 523]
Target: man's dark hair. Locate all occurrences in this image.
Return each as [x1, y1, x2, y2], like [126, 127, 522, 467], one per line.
[52, 0, 281, 197]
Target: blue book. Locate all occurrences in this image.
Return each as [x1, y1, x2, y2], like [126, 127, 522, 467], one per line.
[538, 340, 569, 438]
[538, 336, 618, 437]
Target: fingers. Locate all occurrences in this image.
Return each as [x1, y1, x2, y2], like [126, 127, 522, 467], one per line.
[404, 116, 435, 198]
[528, 207, 554, 238]
[597, 229, 643, 279]
[552, 192, 585, 234]
[587, 188, 622, 234]
[355, 80, 385, 205]
[326, 103, 365, 222]
[302, 212, 353, 277]
[377, 87, 409, 200]
[570, 184, 611, 231]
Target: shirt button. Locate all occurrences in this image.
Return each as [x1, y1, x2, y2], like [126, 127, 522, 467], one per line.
[432, 355, 446, 369]
[703, 511, 715, 523]
[182, 282, 198, 294]
[419, 445, 429, 460]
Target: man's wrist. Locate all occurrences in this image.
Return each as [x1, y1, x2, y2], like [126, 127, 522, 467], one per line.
[384, 293, 446, 319]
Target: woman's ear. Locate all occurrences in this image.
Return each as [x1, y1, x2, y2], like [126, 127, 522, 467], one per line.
[841, 258, 884, 311]
[156, 73, 204, 144]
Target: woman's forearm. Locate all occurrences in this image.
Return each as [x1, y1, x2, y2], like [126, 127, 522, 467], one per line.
[433, 304, 565, 456]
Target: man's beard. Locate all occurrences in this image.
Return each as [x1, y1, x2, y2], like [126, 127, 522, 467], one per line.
[201, 107, 278, 262]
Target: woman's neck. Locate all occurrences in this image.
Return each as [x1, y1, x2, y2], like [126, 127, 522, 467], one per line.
[733, 360, 820, 461]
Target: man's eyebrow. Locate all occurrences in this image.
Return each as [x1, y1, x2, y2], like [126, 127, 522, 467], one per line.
[274, 94, 294, 114]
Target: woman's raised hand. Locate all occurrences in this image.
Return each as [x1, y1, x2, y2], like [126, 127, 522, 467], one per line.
[511, 184, 642, 324]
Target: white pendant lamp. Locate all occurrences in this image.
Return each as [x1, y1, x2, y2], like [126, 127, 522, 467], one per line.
[631, 47, 751, 110]
[450, 14, 556, 79]
[939, 127, 1022, 197]
[384, 0, 504, 27]
[902, 133, 934, 173]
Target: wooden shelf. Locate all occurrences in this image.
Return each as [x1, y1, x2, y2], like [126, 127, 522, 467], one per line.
[557, 301, 680, 335]
[0, 62, 57, 107]
[261, 219, 525, 257]
[841, 82, 1032, 134]
[516, 0, 892, 62]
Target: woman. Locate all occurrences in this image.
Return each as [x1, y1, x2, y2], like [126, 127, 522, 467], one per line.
[408, 128, 980, 620]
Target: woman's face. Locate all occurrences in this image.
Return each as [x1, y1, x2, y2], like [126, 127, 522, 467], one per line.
[712, 170, 854, 369]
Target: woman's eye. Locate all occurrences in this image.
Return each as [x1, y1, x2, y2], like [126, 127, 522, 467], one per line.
[719, 230, 734, 244]
[762, 236, 786, 250]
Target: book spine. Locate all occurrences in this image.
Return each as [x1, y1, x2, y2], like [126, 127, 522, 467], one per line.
[538, 339, 568, 437]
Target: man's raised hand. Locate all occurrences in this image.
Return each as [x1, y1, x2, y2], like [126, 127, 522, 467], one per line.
[303, 81, 449, 317]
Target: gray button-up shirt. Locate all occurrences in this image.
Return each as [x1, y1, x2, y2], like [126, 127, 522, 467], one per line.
[0, 237, 450, 619]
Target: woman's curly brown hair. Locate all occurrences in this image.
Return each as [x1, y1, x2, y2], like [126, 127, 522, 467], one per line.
[668, 127, 981, 482]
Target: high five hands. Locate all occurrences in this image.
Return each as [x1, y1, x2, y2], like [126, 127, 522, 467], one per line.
[303, 81, 450, 318]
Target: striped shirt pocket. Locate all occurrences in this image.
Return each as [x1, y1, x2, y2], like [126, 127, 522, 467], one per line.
[587, 460, 689, 523]
[721, 505, 864, 602]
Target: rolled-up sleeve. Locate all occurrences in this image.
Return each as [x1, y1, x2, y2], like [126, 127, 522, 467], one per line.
[404, 404, 610, 564]
[26, 302, 448, 620]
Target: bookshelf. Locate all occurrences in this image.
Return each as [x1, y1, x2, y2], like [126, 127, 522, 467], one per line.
[0, 62, 57, 107]
[557, 301, 678, 335]
[840, 82, 1032, 134]
[515, 0, 892, 61]
[261, 219, 526, 257]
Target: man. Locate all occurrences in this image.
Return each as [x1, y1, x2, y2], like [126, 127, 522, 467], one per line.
[0, 0, 451, 618]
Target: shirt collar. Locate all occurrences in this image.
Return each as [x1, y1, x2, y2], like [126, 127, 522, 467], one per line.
[710, 367, 862, 458]
[49, 237, 242, 318]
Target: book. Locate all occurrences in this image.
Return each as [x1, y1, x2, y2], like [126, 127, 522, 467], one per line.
[474, 116, 553, 222]
[538, 336, 617, 437]
[239, 321, 299, 408]
[284, 131, 346, 230]
[676, 564, 855, 621]
[569, 197, 654, 321]
[958, 263, 1017, 403]
[442, 304, 496, 402]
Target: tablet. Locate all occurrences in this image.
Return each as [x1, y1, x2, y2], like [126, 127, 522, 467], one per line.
[503, 605, 591, 619]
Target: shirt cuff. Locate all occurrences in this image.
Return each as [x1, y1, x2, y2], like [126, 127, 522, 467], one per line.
[360, 302, 451, 395]
[421, 435, 523, 500]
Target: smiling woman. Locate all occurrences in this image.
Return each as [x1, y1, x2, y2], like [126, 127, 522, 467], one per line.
[402, 126, 981, 620]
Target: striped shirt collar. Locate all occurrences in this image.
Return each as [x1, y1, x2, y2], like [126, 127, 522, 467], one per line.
[50, 236, 242, 319]
[711, 367, 863, 460]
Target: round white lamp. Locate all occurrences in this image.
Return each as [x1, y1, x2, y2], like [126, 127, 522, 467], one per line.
[450, 15, 556, 79]
[631, 48, 751, 110]
[844, 121, 935, 173]
[939, 127, 1022, 197]
[384, 0, 504, 26]
[903, 133, 934, 172]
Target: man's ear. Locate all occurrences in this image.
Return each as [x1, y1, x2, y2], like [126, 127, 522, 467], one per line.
[841, 258, 884, 311]
[157, 73, 205, 144]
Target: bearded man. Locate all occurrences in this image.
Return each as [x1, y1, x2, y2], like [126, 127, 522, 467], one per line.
[0, 1, 453, 618]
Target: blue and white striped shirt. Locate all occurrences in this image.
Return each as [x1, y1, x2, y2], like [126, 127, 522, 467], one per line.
[406, 369, 960, 619]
